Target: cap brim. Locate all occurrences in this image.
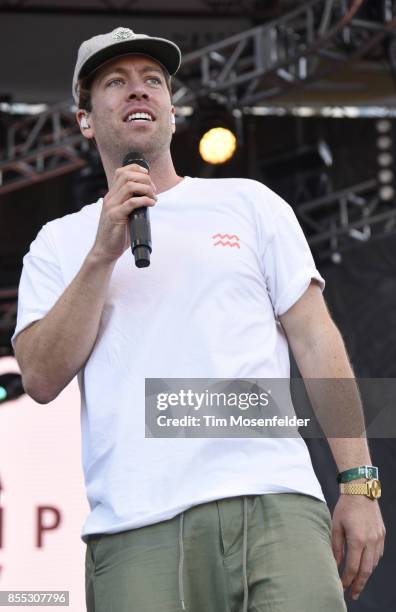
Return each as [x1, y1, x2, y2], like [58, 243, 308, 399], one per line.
[79, 38, 181, 81]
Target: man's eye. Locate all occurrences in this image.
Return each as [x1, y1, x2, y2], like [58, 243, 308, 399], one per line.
[107, 78, 124, 87]
[147, 76, 161, 86]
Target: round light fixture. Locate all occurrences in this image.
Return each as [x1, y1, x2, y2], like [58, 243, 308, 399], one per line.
[199, 127, 237, 164]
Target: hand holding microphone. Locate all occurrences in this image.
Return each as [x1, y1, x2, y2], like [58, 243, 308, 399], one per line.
[90, 152, 156, 266]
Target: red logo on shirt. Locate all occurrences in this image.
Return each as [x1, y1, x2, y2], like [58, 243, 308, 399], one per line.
[212, 233, 240, 249]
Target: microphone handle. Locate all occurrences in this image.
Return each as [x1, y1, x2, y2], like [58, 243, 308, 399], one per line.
[129, 205, 152, 268]
[124, 153, 152, 268]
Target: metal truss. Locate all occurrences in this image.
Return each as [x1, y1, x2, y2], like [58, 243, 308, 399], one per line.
[2, 0, 396, 196]
[299, 178, 396, 261]
[171, 0, 396, 108]
[0, 102, 89, 195]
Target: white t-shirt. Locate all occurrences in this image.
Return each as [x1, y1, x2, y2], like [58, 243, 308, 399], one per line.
[12, 177, 326, 542]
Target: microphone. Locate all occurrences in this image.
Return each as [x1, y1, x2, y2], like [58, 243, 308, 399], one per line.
[122, 151, 152, 268]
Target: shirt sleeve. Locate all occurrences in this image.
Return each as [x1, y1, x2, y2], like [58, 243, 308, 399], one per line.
[258, 187, 325, 317]
[11, 223, 64, 352]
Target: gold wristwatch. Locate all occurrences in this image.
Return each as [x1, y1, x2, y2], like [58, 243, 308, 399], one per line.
[340, 479, 382, 500]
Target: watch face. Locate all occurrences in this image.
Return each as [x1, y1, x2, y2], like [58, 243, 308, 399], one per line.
[368, 479, 381, 499]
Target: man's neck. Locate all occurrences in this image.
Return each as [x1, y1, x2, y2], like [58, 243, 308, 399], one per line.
[104, 152, 183, 194]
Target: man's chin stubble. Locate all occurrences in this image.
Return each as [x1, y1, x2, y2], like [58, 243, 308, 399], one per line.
[99, 126, 172, 167]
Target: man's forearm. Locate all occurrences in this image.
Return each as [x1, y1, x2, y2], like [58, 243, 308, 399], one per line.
[15, 250, 116, 403]
[293, 322, 373, 472]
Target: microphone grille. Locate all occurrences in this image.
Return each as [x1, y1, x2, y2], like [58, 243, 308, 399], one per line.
[122, 151, 149, 171]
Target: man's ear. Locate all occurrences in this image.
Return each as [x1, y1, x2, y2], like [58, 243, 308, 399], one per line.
[76, 109, 94, 138]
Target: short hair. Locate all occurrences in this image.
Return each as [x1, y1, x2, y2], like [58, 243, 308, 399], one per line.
[77, 65, 173, 112]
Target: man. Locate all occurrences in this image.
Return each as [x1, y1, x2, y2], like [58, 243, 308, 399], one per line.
[12, 27, 385, 612]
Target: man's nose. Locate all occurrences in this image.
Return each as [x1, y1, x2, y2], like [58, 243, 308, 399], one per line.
[127, 86, 149, 100]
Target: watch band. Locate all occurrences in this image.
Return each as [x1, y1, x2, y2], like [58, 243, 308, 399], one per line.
[340, 479, 382, 500]
[337, 465, 378, 483]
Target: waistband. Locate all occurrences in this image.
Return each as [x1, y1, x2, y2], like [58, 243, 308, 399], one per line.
[178, 496, 249, 612]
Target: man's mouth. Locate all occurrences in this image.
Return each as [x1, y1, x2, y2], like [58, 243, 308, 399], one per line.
[125, 112, 154, 123]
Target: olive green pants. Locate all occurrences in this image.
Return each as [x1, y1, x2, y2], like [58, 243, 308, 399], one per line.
[85, 493, 347, 612]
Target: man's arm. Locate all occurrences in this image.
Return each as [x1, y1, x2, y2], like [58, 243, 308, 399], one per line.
[279, 281, 386, 601]
[14, 251, 116, 404]
[14, 163, 158, 405]
[279, 280, 371, 468]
